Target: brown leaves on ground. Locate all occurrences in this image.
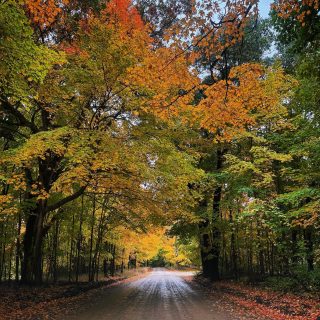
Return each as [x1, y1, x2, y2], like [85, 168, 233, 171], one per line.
[0, 269, 149, 320]
[194, 277, 320, 320]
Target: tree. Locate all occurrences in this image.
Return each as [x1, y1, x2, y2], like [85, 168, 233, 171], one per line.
[0, 0, 201, 283]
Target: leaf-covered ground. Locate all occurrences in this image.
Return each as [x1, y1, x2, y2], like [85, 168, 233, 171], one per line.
[194, 277, 320, 320]
[1, 271, 319, 320]
[0, 269, 149, 320]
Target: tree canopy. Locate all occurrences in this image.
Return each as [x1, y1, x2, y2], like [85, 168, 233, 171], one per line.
[0, 0, 319, 289]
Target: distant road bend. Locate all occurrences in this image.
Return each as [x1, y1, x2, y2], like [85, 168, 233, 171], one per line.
[71, 269, 230, 320]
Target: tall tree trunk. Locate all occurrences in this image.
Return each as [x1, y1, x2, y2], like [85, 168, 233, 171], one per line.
[229, 209, 238, 279]
[291, 229, 298, 269]
[92, 208, 104, 281]
[52, 220, 59, 282]
[110, 244, 116, 276]
[304, 228, 314, 271]
[0, 222, 5, 282]
[88, 195, 96, 282]
[21, 207, 46, 284]
[76, 195, 84, 283]
[200, 147, 224, 281]
[68, 212, 75, 282]
[210, 185, 222, 280]
[15, 206, 22, 282]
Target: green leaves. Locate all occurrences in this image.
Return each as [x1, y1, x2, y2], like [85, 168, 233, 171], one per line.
[0, 1, 63, 102]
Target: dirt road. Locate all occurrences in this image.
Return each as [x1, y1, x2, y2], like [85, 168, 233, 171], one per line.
[70, 269, 231, 320]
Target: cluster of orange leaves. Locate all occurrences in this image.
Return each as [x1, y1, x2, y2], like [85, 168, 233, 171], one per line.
[181, 0, 259, 63]
[24, 0, 69, 29]
[61, 0, 146, 55]
[101, 0, 144, 32]
[272, 0, 320, 25]
[24, 0, 144, 31]
[192, 63, 294, 140]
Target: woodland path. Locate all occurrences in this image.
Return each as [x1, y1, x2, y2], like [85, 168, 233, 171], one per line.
[68, 269, 231, 320]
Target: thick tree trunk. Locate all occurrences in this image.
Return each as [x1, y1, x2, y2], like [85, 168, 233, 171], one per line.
[229, 209, 238, 279]
[21, 208, 46, 284]
[291, 229, 298, 268]
[0, 222, 6, 282]
[210, 185, 222, 280]
[304, 228, 314, 271]
[200, 147, 224, 281]
[200, 221, 215, 278]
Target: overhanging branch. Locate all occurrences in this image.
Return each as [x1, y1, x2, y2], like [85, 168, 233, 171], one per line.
[45, 185, 87, 213]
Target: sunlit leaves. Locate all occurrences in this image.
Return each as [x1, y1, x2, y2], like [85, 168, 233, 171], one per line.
[24, 0, 69, 30]
[0, 1, 63, 101]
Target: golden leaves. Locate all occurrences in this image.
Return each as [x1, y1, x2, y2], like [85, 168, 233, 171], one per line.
[0, 194, 17, 216]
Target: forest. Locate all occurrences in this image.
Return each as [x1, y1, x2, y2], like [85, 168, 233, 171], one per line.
[0, 0, 320, 317]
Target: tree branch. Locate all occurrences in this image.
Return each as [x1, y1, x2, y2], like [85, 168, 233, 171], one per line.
[0, 97, 39, 133]
[45, 185, 87, 213]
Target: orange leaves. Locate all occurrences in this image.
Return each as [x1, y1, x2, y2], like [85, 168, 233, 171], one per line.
[102, 0, 144, 33]
[272, 0, 320, 24]
[24, 0, 69, 29]
[24, 0, 144, 34]
[192, 64, 296, 140]
[195, 63, 263, 139]
[126, 46, 199, 120]
[182, 0, 258, 63]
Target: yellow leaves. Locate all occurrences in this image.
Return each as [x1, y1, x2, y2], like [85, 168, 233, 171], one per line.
[0, 194, 17, 216]
[30, 185, 49, 200]
[3, 127, 73, 168]
[116, 227, 177, 263]
[251, 146, 292, 164]
[6, 173, 27, 192]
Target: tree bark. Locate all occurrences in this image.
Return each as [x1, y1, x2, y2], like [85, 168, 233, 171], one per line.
[200, 147, 224, 281]
[76, 195, 84, 283]
[304, 228, 314, 271]
[21, 206, 46, 284]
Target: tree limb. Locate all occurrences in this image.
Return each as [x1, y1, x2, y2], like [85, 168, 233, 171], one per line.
[45, 185, 87, 213]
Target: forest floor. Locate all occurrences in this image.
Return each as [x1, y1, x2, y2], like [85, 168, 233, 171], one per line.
[0, 269, 319, 320]
[0, 268, 149, 320]
[193, 276, 320, 320]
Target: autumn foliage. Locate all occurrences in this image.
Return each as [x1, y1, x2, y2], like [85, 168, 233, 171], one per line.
[272, 0, 320, 24]
[0, 1, 320, 318]
[24, 0, 69, 29]
[103, 0, 144, 30]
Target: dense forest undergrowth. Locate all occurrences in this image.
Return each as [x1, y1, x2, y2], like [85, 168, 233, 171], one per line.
[0, 0, 320, 315]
